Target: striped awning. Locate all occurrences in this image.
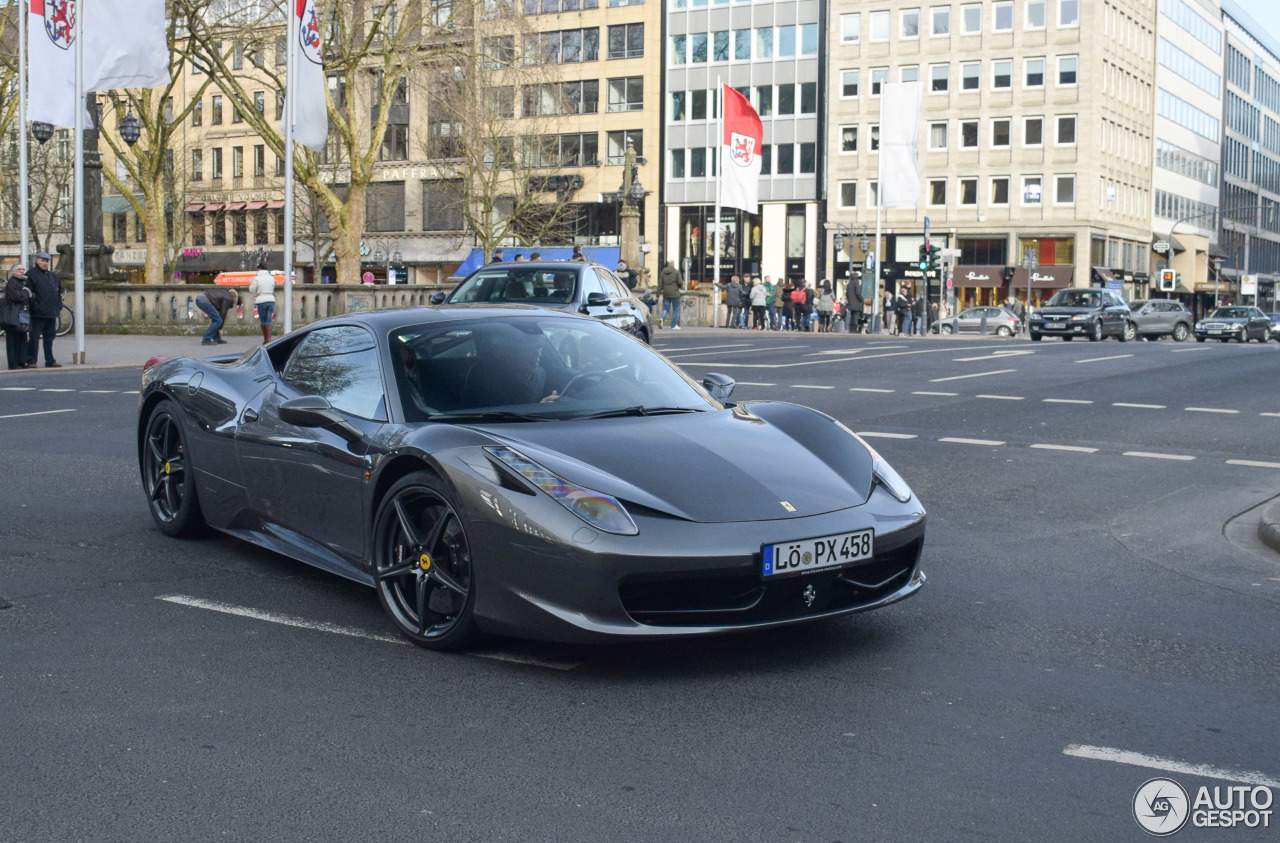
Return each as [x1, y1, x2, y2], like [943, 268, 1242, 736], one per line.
[203, 203, 225, 212]
[266, 200, 285, 209]
[225, 202, 247, 211]
[184, 203, 204, 213]
[244, 201, 268, 210]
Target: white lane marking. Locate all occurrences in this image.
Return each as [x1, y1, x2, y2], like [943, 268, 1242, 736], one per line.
[0, 408, 77, 420]
[1262, 413, 1280, 418]
[939, 437, 1005, 446]
[38, 388, 75, 392]
[156, 595, 580, 670]
[811, 346, 907, 355]
[793, 384, 834, 389]
[1226, 459, 1280, 469]
[654, 343, 755, 352]
[912, 391, 958, 396]
[1031, 444, 1098, 453]
[856, 432, 918, 440]
[1075, 354, 1133, 363]
[123, 390, 140, 394]
[80, 389, 117, 394]
[1113, 402, 1166, 409]
[679, 345, 1009, 369]
[0, 387, 37, 391]
[976, 394, 1024, 401]
[734, 382, 776, 387]
[850, 387, 895, 393]
[952, 350, 1035, 361]
[929, 369, 1017, 382]
[1171, 347, 1213, 352]
[1063, 745, 1280, 789]
[1043, 398, 1094, 404]
[1185, 407, 1239, 414]
[1123, 451, 1195, 461]
[666, 345, 808, 358]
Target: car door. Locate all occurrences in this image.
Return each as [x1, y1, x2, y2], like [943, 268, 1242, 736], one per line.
[236, 325, 387, 569]
[1104, 292, 1128, 333]
[581, 268, 632, 334]
[599, 269, 648, 339]
[954, 309, 979, 333]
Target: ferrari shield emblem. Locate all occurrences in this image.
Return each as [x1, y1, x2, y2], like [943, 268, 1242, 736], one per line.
[729, 132, 755, 167]
[43, 0, 76, 50]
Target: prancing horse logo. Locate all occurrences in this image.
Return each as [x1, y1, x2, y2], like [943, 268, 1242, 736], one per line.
[802, 584, 817, 607]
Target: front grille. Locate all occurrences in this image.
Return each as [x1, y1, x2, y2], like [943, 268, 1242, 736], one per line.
[619, 536, 923, 627]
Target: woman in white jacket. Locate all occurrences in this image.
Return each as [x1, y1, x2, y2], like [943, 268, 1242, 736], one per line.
[247, 262, 277, 344]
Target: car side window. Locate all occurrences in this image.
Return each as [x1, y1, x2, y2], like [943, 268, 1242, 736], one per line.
[281, 326, 387, 421]
[601, 271, 630, 299]
[582, 270, 609, 299]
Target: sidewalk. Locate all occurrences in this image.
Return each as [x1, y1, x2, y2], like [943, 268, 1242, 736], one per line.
[1, 333, 265, 373]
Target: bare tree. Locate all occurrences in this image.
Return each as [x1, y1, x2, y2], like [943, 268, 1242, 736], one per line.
[1, 127, 74, 252]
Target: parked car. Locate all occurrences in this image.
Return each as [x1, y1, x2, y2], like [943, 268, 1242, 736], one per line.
[1267, 313, 1280, 340]
[433, 261, 650, 343]
[1028, 288, 1132, 341]
[1125, 299, 1194, 341]
[936, 306, 1021, 337]
[1194, 306, 1274, 342]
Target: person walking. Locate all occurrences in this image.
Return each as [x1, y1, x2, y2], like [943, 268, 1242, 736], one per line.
[3, 262, 31, 369]
[248, 262, 278, 344]
[801, 282, 815, 331]
[761, 275, 776, 329]
[816, 282, 834, 332]
[657, 259, 683, 329]
[195, 285, 240, 346]
[718, 275, 744, 328]
[24, 250, 62, 368]
[488, 248, 505, 264]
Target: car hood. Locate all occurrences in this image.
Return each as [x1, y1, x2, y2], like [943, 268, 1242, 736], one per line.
[472, 402, 876, 523]
[1200, 316, 1249, 324]
[1035, 306, 1102, 316]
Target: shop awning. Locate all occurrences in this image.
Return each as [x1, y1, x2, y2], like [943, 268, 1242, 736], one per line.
[184, 203, 204, 213]
[101, 195, 135, 214]
[203, 203, 225, 212]
[1012, 265, 1074, 289]
[244, 201, 268, 210]
[266, 200, 285, 209]
[225, 202, 247, 211]
[950, 265, 1006, 288]
[1091, 266, 1118, 285]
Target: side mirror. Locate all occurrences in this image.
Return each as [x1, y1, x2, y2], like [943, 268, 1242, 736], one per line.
[279, 395, 366, 445]
[430, 291, 447, 305]
[585, 291, 611, 306]
[701, 372, 736, 404]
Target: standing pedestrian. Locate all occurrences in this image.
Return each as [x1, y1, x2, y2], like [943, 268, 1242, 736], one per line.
[616, 260, 637, 290]
[899, 288, 914, 337]
[846, 289, 865, 333]
[24, 250, 62, 368]
[761, 275, 777, 329]
[3, 262, 31, 369]
[749, 276, 768, 329]
[570, 245, 586, 262]
[802, 282, 816, 331]
[883, 288, 897, 335]
[658, 259, 683, 329]
[816, 282, 834, 332]
[913, 292, 926, 335]
[248, 262, 278, 344]
[718, 275, 744, 328]
[195, 286, 240, 345]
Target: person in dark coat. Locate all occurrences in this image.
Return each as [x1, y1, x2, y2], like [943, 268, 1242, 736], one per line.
[4, 262, 31, 369]
[24, 251, 62, 368]
[195, 286, 241, 345]
[570, 245, 587, 262]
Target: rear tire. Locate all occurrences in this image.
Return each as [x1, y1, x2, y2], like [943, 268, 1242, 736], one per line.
[1172, 323, 1189, 342]
[996, 325, 1012, 337]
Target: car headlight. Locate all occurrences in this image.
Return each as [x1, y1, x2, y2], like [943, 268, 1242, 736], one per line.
[847, 436, 913, 503]
[1071, 314, 1087, 321]
[486, 446, 638, 535]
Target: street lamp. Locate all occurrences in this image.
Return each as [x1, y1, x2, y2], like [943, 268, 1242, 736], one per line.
[119, 111, 141, 147]
[370, 239, 403, 284]
[831, 224, 870, 324]
[31, 121, 53, 145]
[1210, 254, 1226, 310]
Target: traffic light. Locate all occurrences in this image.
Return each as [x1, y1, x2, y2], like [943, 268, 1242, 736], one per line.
[925, 243, 942, 272]
[1159, 269, 1177, 292]
[918, 244, 929, 271]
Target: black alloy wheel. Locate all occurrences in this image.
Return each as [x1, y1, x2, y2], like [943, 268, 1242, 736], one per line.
[1172, 323, 1190, 342]
[141, 402, 205, 537]
[1089, 320, 1104, 341]
[373, 472, 478, 651]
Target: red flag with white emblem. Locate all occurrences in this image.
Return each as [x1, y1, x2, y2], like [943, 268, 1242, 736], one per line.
[28, 0, 77, 127]
[720, 84, 763, 214]
[289, 0, 329, 151]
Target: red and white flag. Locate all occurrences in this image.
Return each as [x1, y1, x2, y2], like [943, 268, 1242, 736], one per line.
[28, 0, 77, 127]
[720, 84, 762, 214]
[289, 0, 329, 151]
[85, 0, 169, 92]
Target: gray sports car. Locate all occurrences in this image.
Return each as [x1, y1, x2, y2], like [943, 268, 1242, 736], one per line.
[138, 306, 926, 650]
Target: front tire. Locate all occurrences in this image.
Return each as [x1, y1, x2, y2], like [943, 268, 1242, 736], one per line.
[1030, 332, 1042, 342]
[1172, 323, 1189, 342]
[141, 401, 206, 537]
[941, 323, 953, 335]
[1237, 330, 1250, 343]
[1089, 320, 1104, 342]
[1119, 322, 1137, 342]
[373, 472, 479, 651]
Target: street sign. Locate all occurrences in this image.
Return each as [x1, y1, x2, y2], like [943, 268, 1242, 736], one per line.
[1242, 275, 1257, 295]
[1106, 280, 1123, 291]
[865, 253, 876, 270]
[362, 271, 375, 283]
[1153, 240, 1171, 254]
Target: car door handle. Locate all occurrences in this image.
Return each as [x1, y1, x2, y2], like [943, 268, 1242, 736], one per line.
[243, 408, 259, 423]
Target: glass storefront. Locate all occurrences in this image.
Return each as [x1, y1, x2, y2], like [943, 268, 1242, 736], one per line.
[677, 206, 761, 284]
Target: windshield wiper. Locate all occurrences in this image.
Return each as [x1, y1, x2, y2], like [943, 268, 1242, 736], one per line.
[427, 410, 552, 423]
[574, 406, 704, 420]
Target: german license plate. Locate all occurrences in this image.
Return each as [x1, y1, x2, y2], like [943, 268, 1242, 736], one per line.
[1045, 323, 1066, 329]
[762, 529, 874, 577]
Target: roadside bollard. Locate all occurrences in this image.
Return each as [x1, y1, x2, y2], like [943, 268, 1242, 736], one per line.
[980, 312, 989, 335]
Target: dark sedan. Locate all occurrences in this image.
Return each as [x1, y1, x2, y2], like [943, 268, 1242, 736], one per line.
[1194, 306, 1273, 342]
[1267, 313, 1280, 340]
[1029, 288, 1132, 341]
[435, 261, 650, 343]
[137, 307, 926, 651]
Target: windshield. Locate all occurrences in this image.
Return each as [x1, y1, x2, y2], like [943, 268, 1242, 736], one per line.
[1209, 307, 1249, 319]
[1045, 289, 1101, 308]
[448, 268, 579, 305]
[390, 316, 715, 422]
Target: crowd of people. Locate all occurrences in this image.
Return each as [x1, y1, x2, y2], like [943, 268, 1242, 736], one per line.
[706, 275, 848, 332]
[2, 251, 64, 370]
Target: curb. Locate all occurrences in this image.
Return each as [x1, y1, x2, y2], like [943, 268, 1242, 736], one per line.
[1258, 498, 1280, 555]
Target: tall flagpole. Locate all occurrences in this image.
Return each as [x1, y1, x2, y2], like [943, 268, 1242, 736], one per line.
[712, 78, 722, 330]
[872, 141, 883, 333]
[19, 0, 29, 268]
[73, 4, 85, 363]
[282, 0, 295, 334]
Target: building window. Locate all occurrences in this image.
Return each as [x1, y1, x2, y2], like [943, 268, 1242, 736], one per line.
[192, 101, 202, 127]
[1055, 175, 1076, 204]
[211, 147, 222, 179]
[366, 181, 406, 232]
[1025, 0, 1045, 29]
[838, 181, 857, 208]
[191, 214, 205, 246]
[871, 68, 888, 97]
[690, 147, 706, 177]
[232, 105, 243, 124]
[1057, 115, 1077, 144]
[111, 212, 126, 243]
[778, 25, 796, 57]
[901, 9, 920, 38]
[929, 179, 947, 205]
[606, 130, 641, 164]
[755, 27, 773, 58]
[961, 120, 978, 147]
[232, 146, 243, 178]
[931, 64, 948, 92]
[276, 154, 284, 176]
[670, 148, 685, 178]
[253, 211, 267, 243]
[734, 29, 750, 59]
[991, 119, 1010, 147]
[840, 126, 857, 153]
[253, 144, 265, 177]
[212, 211, 226, 245]
[690, 32, 707, 63]
[778, 84, 795, 115]
[191, 149, 202, 181]
[962, 63, 980, 90]
[992, 1, 1012, 31]
[929, 122, 948, 149]
[757, 86, 773, 116]
[841, 70, 859, 98]
[869, 181, 879, 206]
[254, 90, 265, 115]
[607, 77, 643, 112]
[211, 95, 222, 125]
[776, 144, 794, 175]
[800, 82, 816, 113]
[274, 209, 285, 244]
[799, 143, 815, 173]
[841, 14, 860, 42]
[1059, 0, 1079, 27]
[869, 11, 889, 42]
[990, 177, 1009, 205]
[931, 6, 949, 35]
[1022, 176, 1042, 204]
[961, 3, 981, 33]
[670, 35, 686, 64]
[959, 178, 977, 205]
[1058, 56, 1078, 85]
[1024, 117, 1043, 145]
[232, 212, 247, 245]
[800, 23, 818, 55]
[713, 30, 729, 61]
[1025, 58, 1044, 87]
[670, 91, 686, 121]
[993, 60, 1011, 89]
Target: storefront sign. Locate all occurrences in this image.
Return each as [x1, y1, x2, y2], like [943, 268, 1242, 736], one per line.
[1011, 265, 1074, 288]
[183, 248, 204, 258]
[952, 265, 1005, 288]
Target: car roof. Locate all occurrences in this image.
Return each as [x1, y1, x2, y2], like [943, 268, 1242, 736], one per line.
[468, 261, 608, 272]
[316, 303, 588, 331]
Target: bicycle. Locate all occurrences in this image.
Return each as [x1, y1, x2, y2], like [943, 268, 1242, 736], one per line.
[55, 304, 74, 337]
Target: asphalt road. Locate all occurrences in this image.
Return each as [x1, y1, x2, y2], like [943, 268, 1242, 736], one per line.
[2, 331, 1279, 841]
